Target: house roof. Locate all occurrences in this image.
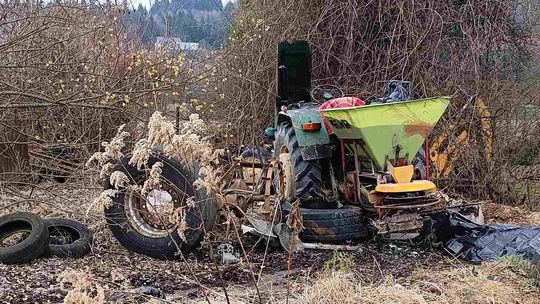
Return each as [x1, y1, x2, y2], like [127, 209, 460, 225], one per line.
[155, 37, 199, 51]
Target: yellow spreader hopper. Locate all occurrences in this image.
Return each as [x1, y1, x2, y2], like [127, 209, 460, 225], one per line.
[320, 97, 450, 193]
[320, 97, 450, 239]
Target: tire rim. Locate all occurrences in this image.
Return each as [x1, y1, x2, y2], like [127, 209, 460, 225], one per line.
[125, 179, 188, 238]
[277, 148, 294, 198]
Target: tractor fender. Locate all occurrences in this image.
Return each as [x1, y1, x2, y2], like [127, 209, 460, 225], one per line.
[277, 107, 332, 160]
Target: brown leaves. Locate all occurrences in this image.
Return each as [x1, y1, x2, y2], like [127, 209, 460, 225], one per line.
[286, 199, 304, 235]
[59, 269, 106, 304]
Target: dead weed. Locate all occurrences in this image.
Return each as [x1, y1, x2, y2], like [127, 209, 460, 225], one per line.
[483, 202, 540, 226]
[295, 256, 539, 304]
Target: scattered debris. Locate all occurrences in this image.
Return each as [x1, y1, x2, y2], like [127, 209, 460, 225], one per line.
[274, 223, 303, 252]
[302, 243, 360, 251]
[136, 286, 166, 299]
[241, 217, 279, 242]
[371, 213, 423, 240]
[215, 243, 240, 265]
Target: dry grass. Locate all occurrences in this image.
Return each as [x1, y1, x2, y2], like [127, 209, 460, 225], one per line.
[293, 271, 426, 304]
[483, 202, 540, 226]
[175, 253, 539, 304]
[410, 257, 539, 304]
[293, 258, 539, 304]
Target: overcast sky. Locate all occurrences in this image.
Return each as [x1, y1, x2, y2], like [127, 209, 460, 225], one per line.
[128, 0, 231, 9]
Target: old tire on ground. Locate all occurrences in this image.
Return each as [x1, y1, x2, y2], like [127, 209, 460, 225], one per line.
[281, 201, 367, 243]
[43, 218, 92, 258]
[105, 154, 218, 260]
[0, 212, 49, 264]
[274, 123, 323, 201]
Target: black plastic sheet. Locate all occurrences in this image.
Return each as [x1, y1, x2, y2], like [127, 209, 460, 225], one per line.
[430, 211, 540, 262]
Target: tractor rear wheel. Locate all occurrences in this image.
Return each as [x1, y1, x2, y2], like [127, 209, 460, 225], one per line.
[274, 123, 323, 201]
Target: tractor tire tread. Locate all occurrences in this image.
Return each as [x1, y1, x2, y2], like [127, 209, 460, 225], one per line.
[302, 217, 363, 228]
[300, 224, 365, 236]
[281, 202, 367, 243]
[274, 123, 324, 201]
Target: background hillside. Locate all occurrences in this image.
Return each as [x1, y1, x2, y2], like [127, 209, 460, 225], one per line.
[124, 0, 236, 48]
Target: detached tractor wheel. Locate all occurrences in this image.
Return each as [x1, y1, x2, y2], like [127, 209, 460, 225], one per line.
[104, 154, 218, 260]
[274, 123, 323, 201]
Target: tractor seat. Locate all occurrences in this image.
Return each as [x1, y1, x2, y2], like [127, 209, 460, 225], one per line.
[319, 97, 365, 134]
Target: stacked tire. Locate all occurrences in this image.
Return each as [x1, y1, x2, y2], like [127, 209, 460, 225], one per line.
[281, 200, 367, 242]
[0, 212, 92, 264]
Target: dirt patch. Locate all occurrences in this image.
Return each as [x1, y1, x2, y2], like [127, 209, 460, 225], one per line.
[0, 227, 453, 303]
[1, 182, 538, 303]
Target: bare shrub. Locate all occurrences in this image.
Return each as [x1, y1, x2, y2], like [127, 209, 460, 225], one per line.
[0, 2, 213, 183]
[204, 0, 540, 206]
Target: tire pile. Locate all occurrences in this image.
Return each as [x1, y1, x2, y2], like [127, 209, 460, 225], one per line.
[0, 212, 92, 264]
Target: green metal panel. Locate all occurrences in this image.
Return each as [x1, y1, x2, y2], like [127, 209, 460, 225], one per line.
[286, 108, 330, 147]
[320, 97, 450, 170]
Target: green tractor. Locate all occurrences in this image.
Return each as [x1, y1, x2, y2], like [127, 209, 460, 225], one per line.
[103, 40, 452, 259]
[265, 40, 449, 242]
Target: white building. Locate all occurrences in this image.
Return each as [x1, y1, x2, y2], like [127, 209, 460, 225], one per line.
[155, 37, 199, 53]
